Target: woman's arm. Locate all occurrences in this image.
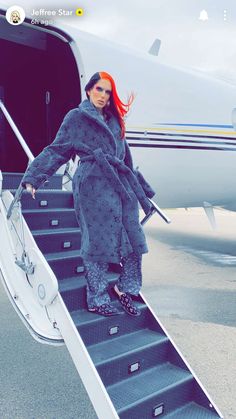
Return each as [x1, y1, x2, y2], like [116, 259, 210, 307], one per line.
[21, 109, 78, 190]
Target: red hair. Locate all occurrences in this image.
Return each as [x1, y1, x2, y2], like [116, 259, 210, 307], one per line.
[99, 71, 134, 139]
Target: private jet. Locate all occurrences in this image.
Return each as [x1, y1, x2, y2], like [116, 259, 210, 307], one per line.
[0, 7, 229, 418]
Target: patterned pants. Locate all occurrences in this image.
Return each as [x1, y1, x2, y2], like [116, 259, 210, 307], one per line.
[84, 252, 142, 309]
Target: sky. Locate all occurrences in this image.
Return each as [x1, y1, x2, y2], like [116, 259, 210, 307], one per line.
[1, 0, 236, 83]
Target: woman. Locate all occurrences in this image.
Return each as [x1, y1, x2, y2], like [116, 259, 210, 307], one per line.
[22, 71, 155, 317]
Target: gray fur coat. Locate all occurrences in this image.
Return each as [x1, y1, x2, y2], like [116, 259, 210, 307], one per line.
[22, 99, 155, 263]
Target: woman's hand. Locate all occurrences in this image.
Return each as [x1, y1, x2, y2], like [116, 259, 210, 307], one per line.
[25, 183, 36, 199]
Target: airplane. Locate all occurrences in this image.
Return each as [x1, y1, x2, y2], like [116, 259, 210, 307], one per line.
[0, 5, 232, 418]
[0, 6, 236, 216]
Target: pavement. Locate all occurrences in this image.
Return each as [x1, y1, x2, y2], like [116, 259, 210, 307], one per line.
[0, 207, 235, 418]
[0, 276, 97, 419]
[142, 207, 236, 419]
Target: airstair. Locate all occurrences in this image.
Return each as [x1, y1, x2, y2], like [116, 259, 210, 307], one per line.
[0, 101, 223, 418]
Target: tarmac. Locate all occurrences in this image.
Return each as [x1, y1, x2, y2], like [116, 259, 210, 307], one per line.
[142, 207, 236, 419]
[0, 207, 236, 418]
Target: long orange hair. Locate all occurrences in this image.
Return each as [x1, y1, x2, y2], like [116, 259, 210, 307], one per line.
[85, 71, 134, 139]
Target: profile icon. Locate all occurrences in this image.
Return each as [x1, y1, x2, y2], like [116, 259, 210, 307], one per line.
[11, 10, 21, 24]
[6, 6, 25, 25]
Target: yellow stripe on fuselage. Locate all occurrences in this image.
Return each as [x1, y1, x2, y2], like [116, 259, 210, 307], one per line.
[127, 126, 236, 136]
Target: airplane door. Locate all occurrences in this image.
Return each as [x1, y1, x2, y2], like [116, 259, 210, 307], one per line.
[0, 18, 81, 173]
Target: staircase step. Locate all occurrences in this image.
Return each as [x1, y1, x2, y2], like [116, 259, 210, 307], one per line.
[59, 273, 118, 311]
[45, 249, 84, 278]
[32, 227, 81, 253]
[88, 329, 167, 364]
[88, 328, 169, 386]
[22, 208, 78, 230]
[2, 172, 62, 190]
[164, 401, 221, 418]
[21, 190, 74, 210]
[71, 305, 160, 346]
[107, 362, 194, 418]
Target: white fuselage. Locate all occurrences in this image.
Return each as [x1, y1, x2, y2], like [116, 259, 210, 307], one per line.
[1, 14, 236, 210]
[60, 24, 236, 210]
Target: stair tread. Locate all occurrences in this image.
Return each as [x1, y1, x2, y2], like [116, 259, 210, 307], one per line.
[59, 272, 118, 292]
[45, 249, 81, 261]
[107, 362, 192, 410]
[22, 189, 72, 195]
[164, 401, 221, 418]
[88, 328, 168, 365]
[22, 208, 75, 214]
[2, 173, 62, 190]
[32, 227, 80, 235]
[59, 276, 84, 290]
[71, 302, 147, 325]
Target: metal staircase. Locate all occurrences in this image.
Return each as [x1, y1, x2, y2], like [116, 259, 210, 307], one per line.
[0, 172, 223, 419]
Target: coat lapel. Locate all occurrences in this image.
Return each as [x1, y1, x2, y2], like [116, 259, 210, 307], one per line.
[79, 99, 120, 154]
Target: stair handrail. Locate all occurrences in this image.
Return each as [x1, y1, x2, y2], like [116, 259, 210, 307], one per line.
[0, 100, 35, 163]
[141, 198, 171, 225]
[0, 100, 37, 274]
[0, 100, 35, 218]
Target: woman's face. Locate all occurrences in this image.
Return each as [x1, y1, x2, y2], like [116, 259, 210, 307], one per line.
[87, 79, 112, 111]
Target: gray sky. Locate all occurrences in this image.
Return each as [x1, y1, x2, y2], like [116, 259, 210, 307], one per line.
[1, 0, 236, 83]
